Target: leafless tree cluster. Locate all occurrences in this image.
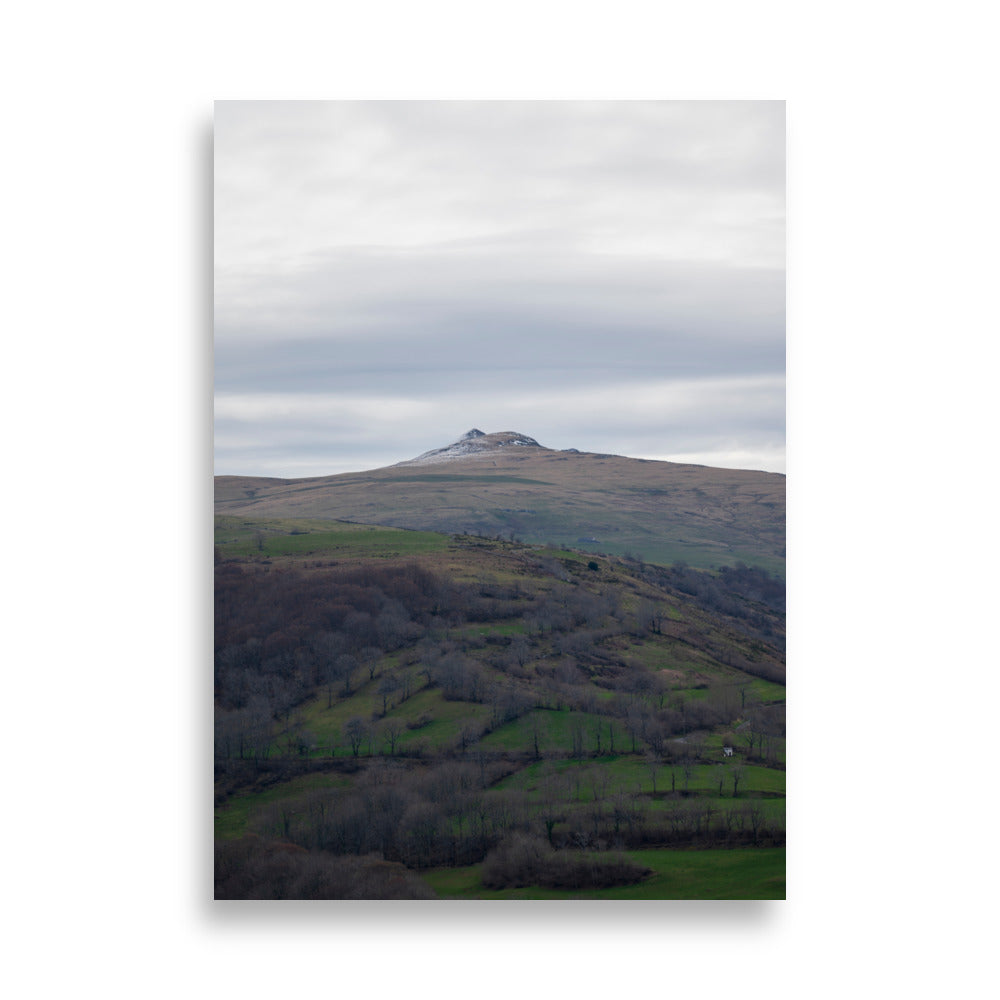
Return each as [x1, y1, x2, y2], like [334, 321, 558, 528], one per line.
[214, 836, 436, 899]
[480, 833, 651, 890]
[215, 541, 785, 896]
[253, 760, 527, 869]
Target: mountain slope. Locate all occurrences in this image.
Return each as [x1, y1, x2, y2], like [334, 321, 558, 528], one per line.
[215, 431, 785, 573]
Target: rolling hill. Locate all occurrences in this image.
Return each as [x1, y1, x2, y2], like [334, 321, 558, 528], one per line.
[215, 430, 785, 574]
[214, 516, 786, 898]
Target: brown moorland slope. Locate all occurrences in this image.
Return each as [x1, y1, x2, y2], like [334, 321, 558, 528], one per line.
[215, 431, 785, 574]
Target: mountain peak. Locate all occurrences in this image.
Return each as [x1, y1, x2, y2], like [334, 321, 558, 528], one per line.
[396, 429, 544, 467]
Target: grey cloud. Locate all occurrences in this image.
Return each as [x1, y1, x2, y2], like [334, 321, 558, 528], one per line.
[215, 250, 783, 386]
[213, 324, 782, 399]
[216, 101, 784, 271]
[217, 250, 782, 340]
[215, 101, 785, 477]
[215, 372, 785, 477]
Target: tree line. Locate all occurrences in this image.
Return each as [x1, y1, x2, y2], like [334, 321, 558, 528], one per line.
[247, 757, 784, 872]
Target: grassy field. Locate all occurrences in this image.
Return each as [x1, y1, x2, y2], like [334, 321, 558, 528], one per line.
[214, 771, 353, 840]
[215, 749, 785, 844]
[214, 515, 451, 560]
[420, 847, 785, 899]
[493, 757, 785, 798]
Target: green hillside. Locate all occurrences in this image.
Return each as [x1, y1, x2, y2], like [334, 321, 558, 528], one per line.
[214, 515, 785, 899]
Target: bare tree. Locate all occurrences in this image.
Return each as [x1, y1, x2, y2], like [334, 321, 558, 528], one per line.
[701, 799, 716, 839]
[739, 709, 766, 760]
[591, 716, 603, 756]
[283, 714, 307, 757]
[637, 599, 664, 635]
[747, 801, 767, 845]
[569, 713, 586, 759]
[381, 717, 406, 757]
[360, 646, 383, 681]
[538, 771, 564, 846]
[297, 728, 317, 757]
[344, 716, 367, 758]
[587, 765, 611, 803]
[377, 673, 401, 716]
[682, 758, 696, 793]
[652, 672, 671, 710]
[336, 653, 358, 696]
[731, 764, 746, 798]
[528, 712, 544, 760]
[322, 666, 338, 710]
[458, 720, 483, 755]
[624, 701, 646, 753]
[714, 764, 726, 796]
[507, 635, 530, 670]
[645, 720, 666, 757]
[645, 752, 661, 797]
[398, 668, 415, 702]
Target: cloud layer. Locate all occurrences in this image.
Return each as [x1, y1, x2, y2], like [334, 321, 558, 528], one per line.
[215, 101, 785, 476]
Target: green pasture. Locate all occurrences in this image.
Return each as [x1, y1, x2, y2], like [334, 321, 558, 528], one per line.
[624, 637, 710, 675]
[539, 548, 593, 565]
[286, 680, 386, 754]
[494, 756, 785, 801]
[389, 689, 493, 754]
[465, 621, 530, 639]
[650, 676, 786, 708]
[652, 654, 785, 698]
[700, 729, 786, 764]
[741, 678, 786, 703]
[214, 515, 450, 559]
[280, 671, 786, 771]
[633, 794, 786, 825]
[420, 847, 785, 899]
[572, 536, 784, 575]
[478, 708, 628, 756]
[494, 756, 786, 833]
[290, 683, 495, 758]
[214, 771, 352, 841]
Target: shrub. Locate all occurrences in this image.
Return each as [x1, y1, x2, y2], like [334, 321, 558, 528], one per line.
[214, 836, 437, 899]
[406, 711, 434, 730]
[480, 833, 651, 890]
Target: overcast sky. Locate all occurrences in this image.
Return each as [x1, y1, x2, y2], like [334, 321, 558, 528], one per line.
[215, 101, 784, 477]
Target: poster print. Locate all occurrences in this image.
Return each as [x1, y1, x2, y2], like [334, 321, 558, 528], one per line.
[214, 101, 785, 899]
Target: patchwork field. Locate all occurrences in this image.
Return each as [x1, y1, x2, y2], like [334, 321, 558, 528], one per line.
[421, 847, 786, 900]
[215, 514, 785, 899]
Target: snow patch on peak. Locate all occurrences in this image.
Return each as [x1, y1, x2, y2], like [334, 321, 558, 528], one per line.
[395, 430, 545, 467]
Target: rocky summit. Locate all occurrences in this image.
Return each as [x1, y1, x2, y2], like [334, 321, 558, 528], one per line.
[396, 429, 544, 467]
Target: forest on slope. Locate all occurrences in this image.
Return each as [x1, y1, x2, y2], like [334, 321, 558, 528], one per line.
[214, 516, 785, 899]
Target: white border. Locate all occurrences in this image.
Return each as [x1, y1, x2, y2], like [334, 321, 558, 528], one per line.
[5, 2, 997, 996]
